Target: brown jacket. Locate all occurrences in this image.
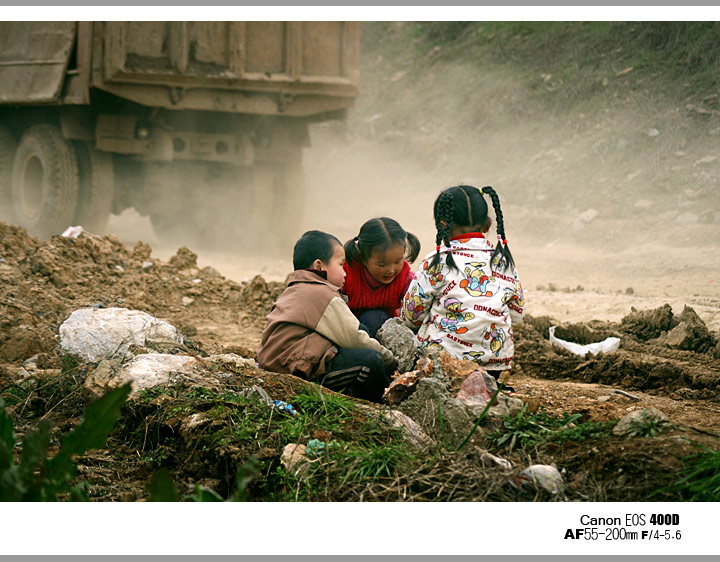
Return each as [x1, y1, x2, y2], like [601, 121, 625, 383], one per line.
[257, 269, 394, 379]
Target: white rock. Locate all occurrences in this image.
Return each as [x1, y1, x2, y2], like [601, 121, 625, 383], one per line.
[206, 353, 256, 369]
[84, 352, 200, 398]
[613, 407, 669, 436]
[182, 296, 195, 306]
[521, 464, 565, 495]
[384, 409, 433, 448]
[60, 307, 184, 363]
[280, 443, 310, 476]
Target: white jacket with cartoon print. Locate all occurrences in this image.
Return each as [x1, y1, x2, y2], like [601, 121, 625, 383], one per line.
[399, 233, 525, 370]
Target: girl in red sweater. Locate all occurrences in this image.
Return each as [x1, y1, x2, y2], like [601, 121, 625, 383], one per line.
[342, 217, 421, 337]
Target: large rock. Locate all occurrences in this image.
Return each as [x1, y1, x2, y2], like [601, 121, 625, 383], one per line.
[84, 352, 201, 398]
[377, 317, 417, 373]
[613, 407, 669, 436]
[60, 307, 184, 363]
[397, 377, 478, 448]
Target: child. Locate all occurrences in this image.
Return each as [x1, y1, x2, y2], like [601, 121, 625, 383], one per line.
[257, 230, 396, 403]
[400, 185, 525, 384]
[342, 217, 421, 337]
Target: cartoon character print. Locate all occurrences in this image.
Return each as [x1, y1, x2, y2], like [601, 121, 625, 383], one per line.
[404, 284, 429, 324]
[419, 335, 443, 351]
[463, 350, 486, 362]
[501, 287, 525, 307]
[422, 260, 445, 286]
[491, 254, 507, 271]
[439, 297, 475, 334]
[460, 262, 494, 297]
[484, 323, 506, 356]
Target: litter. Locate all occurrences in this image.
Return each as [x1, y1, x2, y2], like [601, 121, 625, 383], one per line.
[272, 400, 299, 416]
[305, 439, 333, 457]
[614, 389, 640, 401]
[60, 225, 84, 238]
[549, 326, 620, 356]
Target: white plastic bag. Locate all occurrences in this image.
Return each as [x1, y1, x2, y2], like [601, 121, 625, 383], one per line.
[549, 326, 620, 356]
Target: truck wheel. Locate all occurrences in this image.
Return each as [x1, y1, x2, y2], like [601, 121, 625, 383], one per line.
[11, 124, 79, 238]
[74, 141, 115, 234]
[0, 126, 17, 223]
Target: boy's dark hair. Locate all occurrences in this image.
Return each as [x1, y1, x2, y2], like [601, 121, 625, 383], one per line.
[293, 230, 342, 270]
[344, 217, 421, 266]
[431, 185, 514, 272]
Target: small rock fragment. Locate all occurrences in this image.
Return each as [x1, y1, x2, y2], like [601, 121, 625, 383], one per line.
[520, 464, 565, 495]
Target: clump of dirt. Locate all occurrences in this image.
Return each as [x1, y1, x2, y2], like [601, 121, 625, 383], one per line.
[654, 305, 716, 354]
[620, 303, 677, 340]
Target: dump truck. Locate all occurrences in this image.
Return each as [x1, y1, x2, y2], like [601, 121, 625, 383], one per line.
[0, 21, 361, 246]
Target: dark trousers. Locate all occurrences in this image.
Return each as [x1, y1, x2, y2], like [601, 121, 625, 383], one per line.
[357, 309, 391, 339]
[319, 323, 392, 403]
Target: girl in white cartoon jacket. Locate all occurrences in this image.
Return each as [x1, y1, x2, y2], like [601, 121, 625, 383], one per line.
[400, 185, 525, 380]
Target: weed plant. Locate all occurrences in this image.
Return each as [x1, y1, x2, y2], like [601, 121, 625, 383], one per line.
[488, 405, 616, 452]
[0, 384, 130, 501]
[669, 444, 720, 501]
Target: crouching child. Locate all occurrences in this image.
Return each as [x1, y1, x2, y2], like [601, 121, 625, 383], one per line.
[257, 230, 396, 403]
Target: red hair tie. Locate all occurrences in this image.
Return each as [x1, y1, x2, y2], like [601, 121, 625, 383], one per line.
[502, 239, 508, 245]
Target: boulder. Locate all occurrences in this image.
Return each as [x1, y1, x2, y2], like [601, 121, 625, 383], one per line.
[84, 352, 200, 398]
[377, 317, 417, 373]
[397, 377, 478, 448]
[60, 307, 184, 363]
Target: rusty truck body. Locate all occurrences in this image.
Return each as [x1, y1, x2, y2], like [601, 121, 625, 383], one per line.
[0, 21, 361, 244]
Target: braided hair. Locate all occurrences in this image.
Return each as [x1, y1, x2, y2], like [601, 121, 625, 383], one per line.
[430, 185, 514, 272]
[344, 217, 421, 265]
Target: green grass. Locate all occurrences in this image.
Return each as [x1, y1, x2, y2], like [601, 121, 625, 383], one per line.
[666, 443, 720, 501]
[487, 405, 617, 452]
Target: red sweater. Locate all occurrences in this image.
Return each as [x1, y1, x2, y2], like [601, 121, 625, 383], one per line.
[342, 260, 413, 318]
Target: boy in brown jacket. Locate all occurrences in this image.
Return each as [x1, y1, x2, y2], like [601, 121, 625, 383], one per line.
[257, 230, 396, 403]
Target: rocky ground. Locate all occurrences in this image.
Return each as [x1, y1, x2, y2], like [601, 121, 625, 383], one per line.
[1, 220, 719, 502]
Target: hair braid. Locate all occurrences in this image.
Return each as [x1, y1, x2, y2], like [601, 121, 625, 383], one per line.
[431, 191, 456, 269]
[481, 185, 514, 272]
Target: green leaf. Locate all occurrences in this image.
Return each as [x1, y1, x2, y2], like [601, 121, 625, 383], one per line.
[190, 485, 224, 502]
[57, 384, 132, 457]
[147, 469, 180, 501]
[0, 399, 17, 471]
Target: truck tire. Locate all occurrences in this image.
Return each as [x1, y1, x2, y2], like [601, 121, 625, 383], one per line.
[0, 125, 17, 223]
[74, 141, 115, 235]
[11, 124, 79, 239]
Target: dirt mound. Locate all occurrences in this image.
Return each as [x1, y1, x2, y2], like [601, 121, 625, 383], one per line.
[0, 221, 283, 365]
[620, 304, 677, 340]
[516, 307, 720, 397]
